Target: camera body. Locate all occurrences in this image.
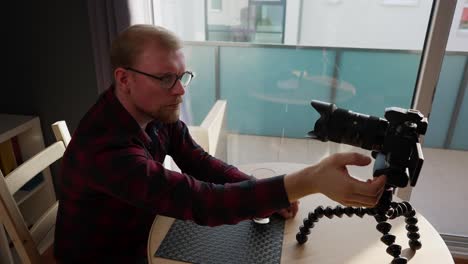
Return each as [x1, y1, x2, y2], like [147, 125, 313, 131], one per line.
[309, 100, 428, 188]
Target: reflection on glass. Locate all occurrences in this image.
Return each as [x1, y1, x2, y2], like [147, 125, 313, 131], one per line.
[460, 7, 468, 30]
[206, 0, 285, 43]
[210, 0, 222, 11]
[424, 53, 468, 151]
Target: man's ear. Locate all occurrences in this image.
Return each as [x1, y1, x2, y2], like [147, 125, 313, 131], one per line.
[114, 68, 131, 93]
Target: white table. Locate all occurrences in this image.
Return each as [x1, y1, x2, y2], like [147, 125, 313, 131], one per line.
[148, 162, 453, 263]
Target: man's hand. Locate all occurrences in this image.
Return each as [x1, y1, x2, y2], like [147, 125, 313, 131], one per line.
[313, 152, 386, 207]
[277, 200, 300, 219]
[284, 152, 387, 207]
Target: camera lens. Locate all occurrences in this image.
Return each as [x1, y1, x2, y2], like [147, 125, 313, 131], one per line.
[309, 100, 388, 151]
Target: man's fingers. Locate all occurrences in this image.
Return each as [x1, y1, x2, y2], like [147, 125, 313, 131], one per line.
[343, 176, 387, 207]
[346, 194, 380, 207]
[352, 175, 387, 197]
[333, 152, 371, 167]
[279, 209, 293, 219]
[291, 201, 299, 217]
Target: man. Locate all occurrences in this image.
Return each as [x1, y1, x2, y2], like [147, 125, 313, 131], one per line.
[54, 24, 386, 263]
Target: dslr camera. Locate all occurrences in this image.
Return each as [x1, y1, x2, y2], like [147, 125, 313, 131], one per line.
[309, 100, 428, 188]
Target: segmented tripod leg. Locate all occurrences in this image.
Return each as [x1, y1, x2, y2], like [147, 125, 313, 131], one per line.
[296, 201, 421, 264]
[402, 202, 422, 251]
[295, 205, 372, 244]
[375, 212, 408, 263]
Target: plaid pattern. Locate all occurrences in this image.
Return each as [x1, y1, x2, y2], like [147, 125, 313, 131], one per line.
[54, 87, 290, 263]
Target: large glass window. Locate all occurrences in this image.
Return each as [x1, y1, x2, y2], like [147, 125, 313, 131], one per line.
[204, 0, 286, 43]
[153, 0, 467, 151]
[423, 0, 468, 151]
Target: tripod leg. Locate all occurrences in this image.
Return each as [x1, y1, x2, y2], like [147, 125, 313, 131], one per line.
[402, 202, 422, 251]
[296, 205, 371, 244]
[296, 200, 421, 263]
[375, 211, 408, 264]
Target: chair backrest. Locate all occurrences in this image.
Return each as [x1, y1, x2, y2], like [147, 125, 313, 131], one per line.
[51, 121, 71, 148]
[0, 141, 65, 264]
[164, 101, 227, 172]
[188, 100, 227, 160]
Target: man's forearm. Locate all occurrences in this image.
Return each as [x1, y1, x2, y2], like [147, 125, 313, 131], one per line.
[283, 165, 318, 202]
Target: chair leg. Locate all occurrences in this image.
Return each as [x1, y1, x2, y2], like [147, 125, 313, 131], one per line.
[41, 244, 56, 264]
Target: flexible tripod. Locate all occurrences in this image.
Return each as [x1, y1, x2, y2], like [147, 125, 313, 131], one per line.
[295, 185, 421, 264]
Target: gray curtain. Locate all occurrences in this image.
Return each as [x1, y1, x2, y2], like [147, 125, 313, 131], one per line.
[87, 0, 131, 94]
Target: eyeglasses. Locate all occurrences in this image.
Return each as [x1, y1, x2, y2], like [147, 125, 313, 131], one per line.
[125, 67, 194, 90]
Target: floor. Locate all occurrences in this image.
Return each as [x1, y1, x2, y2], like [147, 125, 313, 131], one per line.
[455, 257, 468, 264]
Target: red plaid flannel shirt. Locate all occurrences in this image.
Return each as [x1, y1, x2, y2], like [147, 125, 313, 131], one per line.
[54, 87, 290, 263]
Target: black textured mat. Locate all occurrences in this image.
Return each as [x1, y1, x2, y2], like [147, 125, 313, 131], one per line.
[155, 215, 285, 264]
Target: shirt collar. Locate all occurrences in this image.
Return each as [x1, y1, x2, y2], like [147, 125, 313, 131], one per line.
[102, 85, 153, 147]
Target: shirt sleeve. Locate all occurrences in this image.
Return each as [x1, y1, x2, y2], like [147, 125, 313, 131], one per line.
[86, 137, 290, 226]
[167, 121, 254, 184]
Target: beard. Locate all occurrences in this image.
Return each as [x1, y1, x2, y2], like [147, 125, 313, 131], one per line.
[134, 97, 183, 124]
[156, 106, 180, 123]
[138, 102, 181, 124]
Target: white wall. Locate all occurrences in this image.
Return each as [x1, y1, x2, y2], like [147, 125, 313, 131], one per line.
[284, 0, 301, 45]
[128, 0, 153, 25]
[297, 0, 434, 50]
[284, 0, 468, 52]
[153, 0, 205, 41]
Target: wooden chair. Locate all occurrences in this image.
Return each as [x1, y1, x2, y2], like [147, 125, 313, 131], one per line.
[51, 121, 71, 148]
[0, 141, 65, 263]
[188, 100, 227, 160]
[165, 100, 228, 171]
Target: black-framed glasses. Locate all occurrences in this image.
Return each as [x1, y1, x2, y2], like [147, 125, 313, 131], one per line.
[125, 67, 194, 90]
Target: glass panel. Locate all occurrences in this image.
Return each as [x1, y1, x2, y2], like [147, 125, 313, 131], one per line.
[220, 46, 334, 138]
[210, 0, 222, 11]
[206, 0, 251, 42]
[255, 5, 283, 33]
[451, 84, 468, 150]
[424, 54, 467, 148]
[253, 4, 284, 43]
[422, 0, 468, 151]
[337, 51, 420, 116]
[182, 45, 216, 125]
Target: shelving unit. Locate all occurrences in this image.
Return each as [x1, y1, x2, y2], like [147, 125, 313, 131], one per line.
[0, 114, 56, 263]
[13, 181, 46, 205]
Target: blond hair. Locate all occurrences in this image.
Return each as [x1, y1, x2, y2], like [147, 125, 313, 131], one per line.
[110, 24, 182, 72]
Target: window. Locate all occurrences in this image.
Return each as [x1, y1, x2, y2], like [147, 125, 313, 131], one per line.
[210, 0, 222, 12]
[460, 4, 468, 30]
[151, 0, 467, 152]
[204, 0, 286, 43]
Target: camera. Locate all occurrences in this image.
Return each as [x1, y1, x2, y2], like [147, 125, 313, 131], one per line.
[309, 100, 428, 188]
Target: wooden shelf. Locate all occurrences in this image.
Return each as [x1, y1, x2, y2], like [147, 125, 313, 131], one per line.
[13, 181, 46, 205]
[0, 114, 37, 144]
[1, 113, 56, 263]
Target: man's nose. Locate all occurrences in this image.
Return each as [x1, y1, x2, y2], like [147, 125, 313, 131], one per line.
[171, 80, 186, 96]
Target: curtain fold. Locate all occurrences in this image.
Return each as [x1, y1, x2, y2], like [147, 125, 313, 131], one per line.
[86, 0, 192, 123]
[87, 0, 131, 94]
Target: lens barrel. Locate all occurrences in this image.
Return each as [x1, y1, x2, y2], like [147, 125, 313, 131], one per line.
[310, 101, 388, 151]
